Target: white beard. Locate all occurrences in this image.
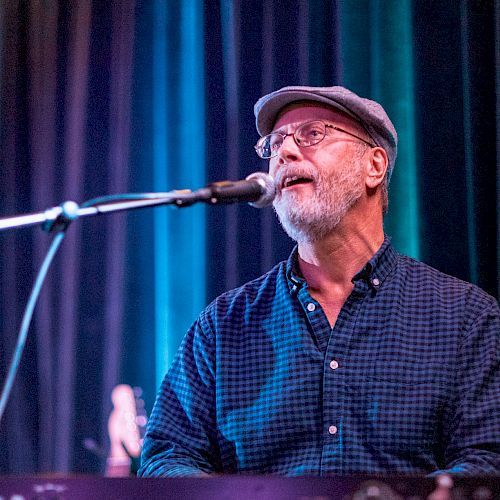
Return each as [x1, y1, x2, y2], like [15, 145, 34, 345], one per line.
[273, 156, 364, 243]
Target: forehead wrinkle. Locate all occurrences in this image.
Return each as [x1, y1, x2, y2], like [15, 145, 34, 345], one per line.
[272, 102, 372, 144]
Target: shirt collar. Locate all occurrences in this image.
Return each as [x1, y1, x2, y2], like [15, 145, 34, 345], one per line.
[286, 247, 304, 295]
[285, 234, 397, 295]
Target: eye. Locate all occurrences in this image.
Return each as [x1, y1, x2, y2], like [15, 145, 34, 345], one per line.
[265, 133, 283, 153]
[257, 133, 283, 158]
[298, 122, 325, 145]
[269, 135, 281, 148]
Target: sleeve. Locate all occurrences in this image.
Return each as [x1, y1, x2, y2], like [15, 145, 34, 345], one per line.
[438, 296, 500, 475]
[138, 314, 220, 477]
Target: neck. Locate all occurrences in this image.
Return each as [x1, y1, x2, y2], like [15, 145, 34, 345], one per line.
[297, 214, 384, 292]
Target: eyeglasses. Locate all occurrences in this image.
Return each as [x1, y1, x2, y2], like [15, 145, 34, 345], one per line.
[254, 120, 376, 159]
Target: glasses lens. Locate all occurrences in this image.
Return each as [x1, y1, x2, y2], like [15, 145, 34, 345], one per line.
[296, 121, 326, 147]
[256, 133, 283, 158]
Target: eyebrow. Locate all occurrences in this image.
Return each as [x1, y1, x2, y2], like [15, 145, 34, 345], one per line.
[271, 125, 290, 135]
[325, 123, 376, 147]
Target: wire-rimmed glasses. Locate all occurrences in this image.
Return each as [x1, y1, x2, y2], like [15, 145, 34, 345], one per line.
[254, 120, 375, 159]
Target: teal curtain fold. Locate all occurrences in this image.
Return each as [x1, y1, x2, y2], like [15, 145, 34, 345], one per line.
[152, 0, 206, 386]
[340, 0, 419, 258]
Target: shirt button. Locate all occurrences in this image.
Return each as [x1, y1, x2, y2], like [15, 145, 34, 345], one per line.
[328, 425, 338, 435]
[329, 360, 339, 370]
[372, 277, 380, 286]
[306, 303, 316, 312]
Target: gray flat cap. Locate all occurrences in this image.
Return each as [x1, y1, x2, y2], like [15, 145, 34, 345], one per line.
[254, 85, 398, 183]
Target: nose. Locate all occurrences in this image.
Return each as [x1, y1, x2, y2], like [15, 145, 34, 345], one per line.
[276, 133, 301, 164]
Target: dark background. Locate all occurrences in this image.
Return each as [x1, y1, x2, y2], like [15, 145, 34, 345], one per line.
[0, 0, 497, 474]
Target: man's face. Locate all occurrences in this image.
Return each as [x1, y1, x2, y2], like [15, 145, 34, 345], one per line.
[268, 103, 370, 243]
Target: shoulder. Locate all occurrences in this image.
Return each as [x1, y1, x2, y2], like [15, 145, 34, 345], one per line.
[397, 254, 496, 301]
[197, 260, 288, 334]
[217, 259, 287, 306]
[396, 253, 499, 327]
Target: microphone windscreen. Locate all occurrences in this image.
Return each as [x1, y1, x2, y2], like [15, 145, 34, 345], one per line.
[246, 172, 276, 208]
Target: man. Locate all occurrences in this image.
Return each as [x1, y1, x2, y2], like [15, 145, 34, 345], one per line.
[139, 86, 500, 476]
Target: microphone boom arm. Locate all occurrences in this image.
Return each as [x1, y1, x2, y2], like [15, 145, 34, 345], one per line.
[0, 172, 275, 233]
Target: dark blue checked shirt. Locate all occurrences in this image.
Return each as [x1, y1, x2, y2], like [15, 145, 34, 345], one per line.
[139, 237, 500, 477]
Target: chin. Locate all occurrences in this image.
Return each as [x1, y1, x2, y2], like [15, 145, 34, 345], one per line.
[274, 205, 343, 243]
[273, 178, 364, 243]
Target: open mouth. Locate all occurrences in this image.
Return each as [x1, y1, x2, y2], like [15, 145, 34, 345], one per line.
[282, 176, 314, 189]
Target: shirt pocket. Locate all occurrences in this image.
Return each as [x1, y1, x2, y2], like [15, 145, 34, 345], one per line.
[345, 377, 449, 454]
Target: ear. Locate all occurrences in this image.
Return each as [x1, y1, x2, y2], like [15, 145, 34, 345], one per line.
[365, 147, 388, 189]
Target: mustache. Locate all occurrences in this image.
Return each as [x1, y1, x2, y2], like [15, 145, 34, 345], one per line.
[273, 165, 317, 191]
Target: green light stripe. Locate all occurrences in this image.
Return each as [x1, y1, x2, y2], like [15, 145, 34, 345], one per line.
[177, 0, 206, 347]
[153, 0, 170, 387]
[153, 0, 206, 388]
[459, 2, 478, 284]
[341, 0, 419, 258]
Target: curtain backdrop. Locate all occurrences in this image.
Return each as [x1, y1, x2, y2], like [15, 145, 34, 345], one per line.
[0, 0, 497, 474]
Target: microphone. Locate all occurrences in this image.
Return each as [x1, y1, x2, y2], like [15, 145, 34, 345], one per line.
[203, 172, 276, 208]
[74, 172, 276, 214]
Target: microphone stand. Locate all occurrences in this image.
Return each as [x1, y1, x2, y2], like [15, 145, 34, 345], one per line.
[0, 173, 275, 423]
[0, 189, 213, 233]
[0, 187, 225, 425]
[0, 172, 275, 232]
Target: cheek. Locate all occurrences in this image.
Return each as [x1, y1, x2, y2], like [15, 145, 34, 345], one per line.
[268, 159, 279, 176]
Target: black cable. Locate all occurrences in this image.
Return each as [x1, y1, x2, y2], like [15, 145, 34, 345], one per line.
[0, 232, 66, 424]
